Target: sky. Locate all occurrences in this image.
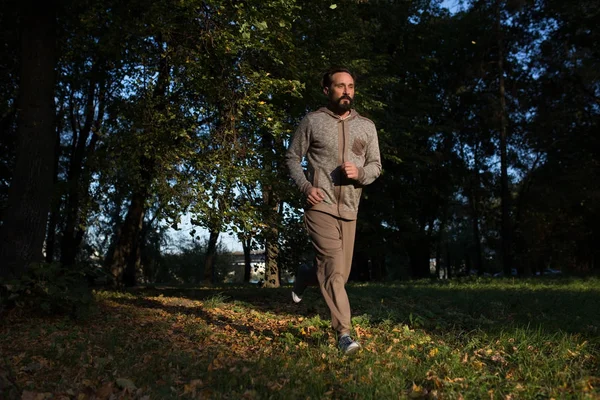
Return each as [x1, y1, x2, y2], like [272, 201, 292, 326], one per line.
[441, 0, 463, 14]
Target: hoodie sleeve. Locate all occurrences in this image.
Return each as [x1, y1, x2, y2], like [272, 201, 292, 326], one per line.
[285, 116, 313, 195]
[357, 126, 382, 185]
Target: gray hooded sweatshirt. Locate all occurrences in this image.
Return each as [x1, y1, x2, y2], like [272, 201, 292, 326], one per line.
[286, 107, 382, 220]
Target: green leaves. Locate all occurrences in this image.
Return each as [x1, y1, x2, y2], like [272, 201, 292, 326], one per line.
[255, 21, 268, 30]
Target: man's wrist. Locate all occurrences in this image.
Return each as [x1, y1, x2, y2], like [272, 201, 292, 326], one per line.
[357, 167, 365, 182]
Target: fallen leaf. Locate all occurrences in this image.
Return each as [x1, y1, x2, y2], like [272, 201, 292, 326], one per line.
[115, 378, 136, 390]
[95, 382, 114, 399]
[21, 392, 52, 400]
[183, 379, 203, 396]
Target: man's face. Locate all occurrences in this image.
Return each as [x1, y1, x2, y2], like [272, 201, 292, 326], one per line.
[324, 72, 354, 112]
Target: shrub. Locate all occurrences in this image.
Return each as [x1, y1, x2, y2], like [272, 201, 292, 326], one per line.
[0, 262, 94, 318]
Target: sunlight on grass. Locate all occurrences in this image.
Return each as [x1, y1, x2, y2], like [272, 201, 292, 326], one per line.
[202, 292, 229, 309]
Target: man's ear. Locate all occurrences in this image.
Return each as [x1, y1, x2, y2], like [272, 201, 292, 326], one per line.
[323, 87, 329, 96]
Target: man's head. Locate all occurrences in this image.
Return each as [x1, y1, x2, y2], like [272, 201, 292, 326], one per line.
[321, 67, 355, 115]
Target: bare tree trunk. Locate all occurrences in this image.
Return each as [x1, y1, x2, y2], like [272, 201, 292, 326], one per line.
[203, 229, 220, 283]
[0, 0, 56, 278]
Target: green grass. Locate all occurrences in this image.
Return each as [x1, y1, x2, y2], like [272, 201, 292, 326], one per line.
[1, 277, 599, 399]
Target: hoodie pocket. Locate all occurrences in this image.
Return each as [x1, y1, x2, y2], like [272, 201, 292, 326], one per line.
[351, 138, 367, 156]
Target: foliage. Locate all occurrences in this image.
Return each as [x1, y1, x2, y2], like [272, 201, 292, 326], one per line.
[157, 238, 236, 284]
[0, 263, 93, 318]
[1, 0, 599, 284]
[1, 278, 599, 398]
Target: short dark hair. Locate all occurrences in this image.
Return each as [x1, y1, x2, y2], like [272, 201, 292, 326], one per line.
[321, 67, 355, 89]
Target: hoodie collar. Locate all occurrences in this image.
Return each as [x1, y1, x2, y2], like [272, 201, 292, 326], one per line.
[318, 107, 357, 121]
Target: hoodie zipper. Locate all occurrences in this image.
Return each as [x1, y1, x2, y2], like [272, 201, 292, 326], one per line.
[337, 118, 346, 215]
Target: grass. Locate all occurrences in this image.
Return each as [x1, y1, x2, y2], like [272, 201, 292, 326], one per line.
[1, 277, 599, 399]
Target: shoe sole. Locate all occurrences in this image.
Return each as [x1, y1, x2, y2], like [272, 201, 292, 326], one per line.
[292, 292, 302, 303]
[343, 344, 361, 355]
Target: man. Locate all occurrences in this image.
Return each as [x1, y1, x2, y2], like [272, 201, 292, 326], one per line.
[285, 67, 382, 354]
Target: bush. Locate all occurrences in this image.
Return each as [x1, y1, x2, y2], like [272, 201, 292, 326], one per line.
[0, 262, 94, 318]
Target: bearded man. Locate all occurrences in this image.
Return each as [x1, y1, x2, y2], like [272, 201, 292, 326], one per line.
[285, 67, 382, 354]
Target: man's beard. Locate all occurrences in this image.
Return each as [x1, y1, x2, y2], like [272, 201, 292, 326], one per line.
[334, 95, 353, 112]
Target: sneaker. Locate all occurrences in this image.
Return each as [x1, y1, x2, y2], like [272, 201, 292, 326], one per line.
[292, 291, 302, 303]
[338, 334, 361, 355]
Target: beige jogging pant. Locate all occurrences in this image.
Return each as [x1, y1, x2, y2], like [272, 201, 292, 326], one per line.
[304, 209, 356, 335]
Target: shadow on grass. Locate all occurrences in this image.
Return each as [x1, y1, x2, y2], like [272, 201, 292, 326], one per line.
[105, 290, 337, 352]
[111, 277, 600, 340]
[347, 277, 600, 340]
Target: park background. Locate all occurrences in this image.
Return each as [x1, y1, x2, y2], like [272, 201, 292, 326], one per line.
[1, 0, 599, 287]
[0, 0, 599, 398]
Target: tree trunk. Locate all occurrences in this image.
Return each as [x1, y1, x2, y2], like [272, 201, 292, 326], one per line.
[496, 0, 513, 276]
[262, 194, 280, 288]
[45, 118, 63, 263]
[61, 79, 104, 266]
[371, 253, 385, 281]
[106, 151, 158, 287]
[203, 229, 220, 283]
[263, 232, 280, 287]
[445, 241, 453, 279]
[105, 36, 168, 286]
[243, 237, 252, 282]
[0, 1, 57, 278]
[409, 237, 430, 279]
[260, 128, 282, 287]
[435, 218, 447, 279]
[468, 168, 485, 275]
[106, 189, 146, 287]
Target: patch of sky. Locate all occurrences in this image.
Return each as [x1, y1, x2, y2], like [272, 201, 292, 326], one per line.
[440, 0, 465, 14]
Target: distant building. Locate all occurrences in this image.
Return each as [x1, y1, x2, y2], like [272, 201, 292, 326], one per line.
[226, 251, 265, 283]
[226, 251, 294, 284]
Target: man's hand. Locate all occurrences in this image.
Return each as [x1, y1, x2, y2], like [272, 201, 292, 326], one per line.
[307, 187, 325, 206]
[341, 162, 359, 180]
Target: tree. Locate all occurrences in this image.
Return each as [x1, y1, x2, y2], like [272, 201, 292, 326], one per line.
[55, 3, 120, 265]
[513, 0, 600, 273]
[355, 0, 460, 279]
[0, 0, 57, 278]
[0, 1, 20, 218]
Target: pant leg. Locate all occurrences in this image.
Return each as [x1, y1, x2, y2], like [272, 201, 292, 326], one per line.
[341, 216, 356, 283]
[304, 210, 356, 335]
[293, 260, 318, 295]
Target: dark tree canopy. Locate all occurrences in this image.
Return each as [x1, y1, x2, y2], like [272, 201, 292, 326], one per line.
[0, 0, 598, 286]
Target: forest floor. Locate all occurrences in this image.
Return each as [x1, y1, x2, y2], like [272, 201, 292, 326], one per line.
[1, 277, 599, 399]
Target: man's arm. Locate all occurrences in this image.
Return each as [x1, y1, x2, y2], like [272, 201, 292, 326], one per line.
[285, 116, 314, 195]
[356, 129, 382, 185]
